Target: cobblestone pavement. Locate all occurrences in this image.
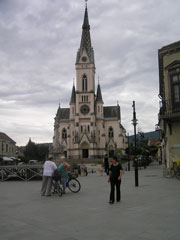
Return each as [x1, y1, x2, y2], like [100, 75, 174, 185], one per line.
[0, 163, 180, 240]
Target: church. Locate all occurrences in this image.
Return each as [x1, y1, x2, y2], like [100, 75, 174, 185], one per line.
[52, 4, 127, 161]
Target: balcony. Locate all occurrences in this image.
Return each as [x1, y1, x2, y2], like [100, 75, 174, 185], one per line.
[159, 99, 180, 120]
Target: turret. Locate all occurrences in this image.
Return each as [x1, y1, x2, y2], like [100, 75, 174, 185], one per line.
[96, 83, 104, 118]
[69, 85, 76, 119]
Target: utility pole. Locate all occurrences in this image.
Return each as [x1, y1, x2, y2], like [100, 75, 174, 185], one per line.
[132, 101, 139, 187]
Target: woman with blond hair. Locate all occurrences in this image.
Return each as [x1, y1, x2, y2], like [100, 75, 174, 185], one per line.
[57, 156, 70, 193]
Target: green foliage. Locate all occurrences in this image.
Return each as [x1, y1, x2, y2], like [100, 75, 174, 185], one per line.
[23, 139, 38, 161]
[23, 139, 49, 162]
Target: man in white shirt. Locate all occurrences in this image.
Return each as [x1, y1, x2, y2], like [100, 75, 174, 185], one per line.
[41, 157, 57, 196]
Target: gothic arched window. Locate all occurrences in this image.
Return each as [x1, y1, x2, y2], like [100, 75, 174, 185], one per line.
[62, 128, 67, 139]
[109, 127, 114, 138]
[82, 74, 87, 91]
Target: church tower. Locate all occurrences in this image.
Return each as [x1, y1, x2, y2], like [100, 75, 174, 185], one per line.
[52, 3, 127, 162]
[75, 5, 95, 117]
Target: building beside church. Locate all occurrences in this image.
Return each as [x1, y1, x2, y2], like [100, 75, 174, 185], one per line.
[0, 132, 16, 158]
[52, 5, 127, 161]
[158, 41, 180, 168]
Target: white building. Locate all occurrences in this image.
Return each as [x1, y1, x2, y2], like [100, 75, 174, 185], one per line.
[53, 5, 127, 161]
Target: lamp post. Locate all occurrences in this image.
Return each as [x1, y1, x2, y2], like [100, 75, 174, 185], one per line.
[127, 133, 130, 171]
[132, 101, 139, 187]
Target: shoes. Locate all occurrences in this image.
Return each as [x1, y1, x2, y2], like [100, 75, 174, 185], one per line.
[109, 200, 114, 204]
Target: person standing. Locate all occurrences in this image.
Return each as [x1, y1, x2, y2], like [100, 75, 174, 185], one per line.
[58, 156, 70, 193]
[108, 156, 123, 204]
[41, 157, 57, 196]
[104, 154, 109, 175]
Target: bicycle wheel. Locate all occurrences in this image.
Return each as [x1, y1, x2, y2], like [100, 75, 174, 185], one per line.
[174, 167, 180, 180]
[68, 178, 81, 193]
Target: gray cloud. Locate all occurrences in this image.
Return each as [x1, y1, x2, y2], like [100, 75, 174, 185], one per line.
[0, 0, 180, 145]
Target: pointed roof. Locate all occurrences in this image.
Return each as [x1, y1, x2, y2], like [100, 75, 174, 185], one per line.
[70, 85, 76, 104]
[96, 84, 103, 103]
[0, 132, 16, 144]
[76, 6, 94, 64]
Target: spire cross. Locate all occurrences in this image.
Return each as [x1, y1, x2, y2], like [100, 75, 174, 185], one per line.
[98, 75, 100, 84]
[85, 0, 88, 7]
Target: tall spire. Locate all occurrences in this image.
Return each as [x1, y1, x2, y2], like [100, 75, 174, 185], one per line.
[96, 83, 103, 103]
[70, 85, 76, 104]
[76, 4, 94, 64]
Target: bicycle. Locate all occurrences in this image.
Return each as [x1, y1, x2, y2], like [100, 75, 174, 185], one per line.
[170, 160, 180, 180]
[66, 172, 81, 193]
[52, 178, 63, 196]
[52, 171, 81, 195]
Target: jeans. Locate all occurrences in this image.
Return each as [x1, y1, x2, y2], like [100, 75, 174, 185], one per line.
[61, 176, 67, 190]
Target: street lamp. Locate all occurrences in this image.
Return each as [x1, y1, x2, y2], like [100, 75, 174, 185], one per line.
[132, 101, 139, 187]
[127, 133, 130, 171]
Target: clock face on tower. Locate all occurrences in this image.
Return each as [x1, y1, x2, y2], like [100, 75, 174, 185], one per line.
[82, 56, 87, 62]
[80, 104, 90, 115]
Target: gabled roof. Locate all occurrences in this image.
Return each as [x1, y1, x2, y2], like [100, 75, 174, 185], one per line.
[0, 132, 16, 144]
[56, 108, 70, 120]
[104, 106, 120, 120]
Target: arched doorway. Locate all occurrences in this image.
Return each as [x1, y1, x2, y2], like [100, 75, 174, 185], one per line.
[81, 142, 89, 158]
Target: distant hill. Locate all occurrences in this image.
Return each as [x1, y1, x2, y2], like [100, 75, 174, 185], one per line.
[129, 131, 160, 144]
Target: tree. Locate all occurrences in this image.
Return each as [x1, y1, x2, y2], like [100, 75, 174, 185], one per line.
[37, 144, 49, 161]
[23, 139, 38, 161]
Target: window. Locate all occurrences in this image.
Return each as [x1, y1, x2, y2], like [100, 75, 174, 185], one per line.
[62, 128, 67, 139]
[171, 74, 180, 103]
[82, 74, 87, 91]
[88, 125, 90, 132]
[109, 127, 114, 138]
[6, 144, 8, 152]
[81, 126, 83, 132]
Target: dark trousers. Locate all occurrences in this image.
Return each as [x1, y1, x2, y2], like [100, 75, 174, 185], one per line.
[110, 179, 121, 202]
[105, 165, 109, 175]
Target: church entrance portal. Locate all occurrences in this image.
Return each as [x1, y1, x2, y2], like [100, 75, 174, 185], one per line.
[82, 149, 89, 158]
[109, 150, 114, 158]
[81, 142, 89, 159]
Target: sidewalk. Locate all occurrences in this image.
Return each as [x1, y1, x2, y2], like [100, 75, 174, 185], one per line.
[0, 163, 180, 240]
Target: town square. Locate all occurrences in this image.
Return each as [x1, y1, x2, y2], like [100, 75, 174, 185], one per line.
[0, 0, 180, 239]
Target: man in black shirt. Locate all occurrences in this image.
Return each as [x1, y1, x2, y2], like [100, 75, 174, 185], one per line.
[108, 156, 123, 204]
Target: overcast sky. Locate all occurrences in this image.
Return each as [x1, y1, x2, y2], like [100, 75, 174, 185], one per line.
[0, 0, 180, 146]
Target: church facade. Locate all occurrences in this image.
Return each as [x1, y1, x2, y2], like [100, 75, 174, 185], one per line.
[52, 6, 127, 161]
